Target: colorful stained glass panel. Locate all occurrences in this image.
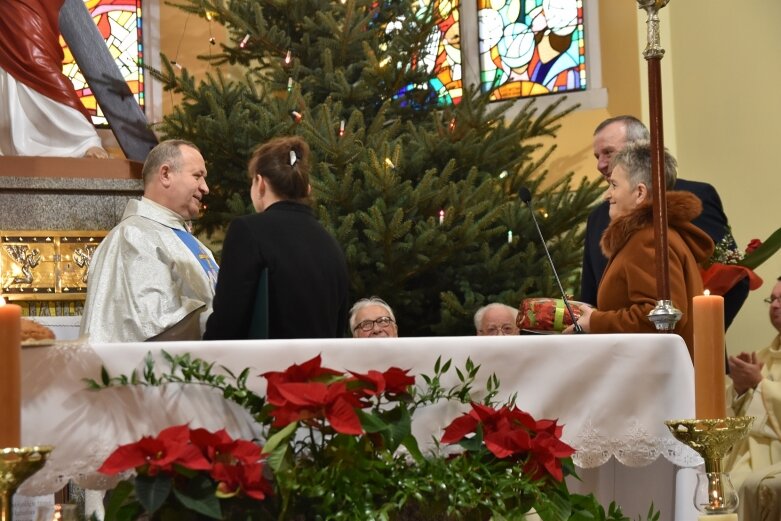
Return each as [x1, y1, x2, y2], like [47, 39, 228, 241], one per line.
[478, 0, 586, 100]
[391, 0, 462, 106]
[61, 0, 143, 126]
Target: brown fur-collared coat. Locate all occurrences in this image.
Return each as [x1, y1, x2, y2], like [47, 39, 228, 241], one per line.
[591, 191, 715, 357]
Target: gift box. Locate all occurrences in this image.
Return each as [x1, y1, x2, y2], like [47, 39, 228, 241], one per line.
[517, 298, 583, 333]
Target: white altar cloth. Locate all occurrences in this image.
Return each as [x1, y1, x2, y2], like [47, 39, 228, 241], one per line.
[20, 334, 701, 518]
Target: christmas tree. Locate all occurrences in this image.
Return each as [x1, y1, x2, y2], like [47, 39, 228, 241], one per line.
[153, 0, 603, 336]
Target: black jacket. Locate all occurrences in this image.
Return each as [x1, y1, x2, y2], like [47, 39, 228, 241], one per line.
[204, 201, 349, 339]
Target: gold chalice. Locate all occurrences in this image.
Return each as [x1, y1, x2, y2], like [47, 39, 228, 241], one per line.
[666, 417, 752, 515]
[0, 446, 53, 521]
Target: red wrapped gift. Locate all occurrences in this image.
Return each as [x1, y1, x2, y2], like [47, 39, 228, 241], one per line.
[517, 298, 583, 332]
[700, 264, 763, 296]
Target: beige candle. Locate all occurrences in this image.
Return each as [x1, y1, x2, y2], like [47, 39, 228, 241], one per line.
[0, 296, 22, 448]
[693, 291, 727, 419]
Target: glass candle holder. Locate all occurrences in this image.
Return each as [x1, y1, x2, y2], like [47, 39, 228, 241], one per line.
[694, 471, 738, 514]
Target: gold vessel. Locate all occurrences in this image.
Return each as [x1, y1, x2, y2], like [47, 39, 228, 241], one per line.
[0, 446, 53, 521]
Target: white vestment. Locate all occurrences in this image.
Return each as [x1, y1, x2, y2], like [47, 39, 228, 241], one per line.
[725, 334, 781, 520]
[0, 66, 102, 157]
[80, 197, 218, 343]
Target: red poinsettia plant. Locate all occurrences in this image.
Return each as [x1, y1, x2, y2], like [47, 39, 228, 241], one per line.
[701, 226, 781, 296]
[97, 424, 273, 520]
[93, 354, 645, 521]
[441, 402, 575, 482]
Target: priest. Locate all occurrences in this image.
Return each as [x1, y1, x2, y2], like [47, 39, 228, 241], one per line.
[80, 140, 218, 343]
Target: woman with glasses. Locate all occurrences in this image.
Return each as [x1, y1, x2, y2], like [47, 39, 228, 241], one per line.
[349, 297, 398, 338]
[204, 136, 349, 339]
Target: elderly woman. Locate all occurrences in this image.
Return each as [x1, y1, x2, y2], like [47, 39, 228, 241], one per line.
[204, 136, 349, 339]
[568, 141, 714, 357]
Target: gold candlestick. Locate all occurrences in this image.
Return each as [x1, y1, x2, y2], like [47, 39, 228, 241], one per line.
[0, 446, 53, 521]
[666, 418, 752, 514]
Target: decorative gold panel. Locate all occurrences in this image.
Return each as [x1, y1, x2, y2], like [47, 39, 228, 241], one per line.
[1, 231, 107, 301]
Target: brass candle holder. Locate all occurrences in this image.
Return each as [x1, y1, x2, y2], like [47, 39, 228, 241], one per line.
[666, 417, 752, 515]
[0, 446, 53, 521]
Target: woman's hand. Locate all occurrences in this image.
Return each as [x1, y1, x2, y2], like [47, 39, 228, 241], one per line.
[563, 304, 593, 334]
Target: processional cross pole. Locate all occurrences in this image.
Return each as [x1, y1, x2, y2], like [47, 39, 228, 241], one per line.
[636, 0, 682, 332]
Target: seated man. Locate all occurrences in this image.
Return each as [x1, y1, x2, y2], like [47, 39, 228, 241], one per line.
[350, 297, 398, 338]
[724, 276, 781, 520]
[474, 303, 519, 336]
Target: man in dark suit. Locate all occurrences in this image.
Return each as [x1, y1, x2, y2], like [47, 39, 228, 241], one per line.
[580, 115, 748, 329]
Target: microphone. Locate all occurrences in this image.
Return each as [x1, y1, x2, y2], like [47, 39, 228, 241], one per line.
[518, 187, 583, 334]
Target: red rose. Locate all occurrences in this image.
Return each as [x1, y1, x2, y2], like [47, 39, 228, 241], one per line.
[746, 239, 762, 254]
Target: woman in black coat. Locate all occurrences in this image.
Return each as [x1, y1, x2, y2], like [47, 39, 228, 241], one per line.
[204, 136, 349, 339]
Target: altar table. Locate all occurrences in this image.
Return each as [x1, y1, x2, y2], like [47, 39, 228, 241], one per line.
[20, 334, 702, 519]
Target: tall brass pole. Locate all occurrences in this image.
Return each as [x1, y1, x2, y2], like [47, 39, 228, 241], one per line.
[637, 0, 681, 332]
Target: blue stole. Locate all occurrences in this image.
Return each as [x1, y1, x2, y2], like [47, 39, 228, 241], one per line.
[171, 228, 219, 289]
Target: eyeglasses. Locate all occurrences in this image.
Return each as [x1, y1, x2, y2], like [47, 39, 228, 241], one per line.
[479, 324, 518, 336]
[765, 296, 781, 305]
[354, 316, 395, 332]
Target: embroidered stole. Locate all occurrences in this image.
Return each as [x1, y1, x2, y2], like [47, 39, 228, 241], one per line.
[171, 228, 219, 289]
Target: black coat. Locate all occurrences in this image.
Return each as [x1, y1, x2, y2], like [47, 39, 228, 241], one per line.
[579, 178, 748, 329]
[204, 201, 349, 339]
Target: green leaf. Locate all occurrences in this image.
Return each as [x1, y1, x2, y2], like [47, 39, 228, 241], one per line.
[102, 480, 135, 521]
[135, 474, 172, 514]
[740, 226, 781, 270]
[172, 473, 222, 519]
[359, 409, 390, 433]
[263, 421, 297, 455]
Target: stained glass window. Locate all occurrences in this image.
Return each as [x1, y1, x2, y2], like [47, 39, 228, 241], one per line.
[421, 0, 462, 105]
[389, 0, 462, 107]
[61, 0, 144, 126]
[478, 0, 586, 101]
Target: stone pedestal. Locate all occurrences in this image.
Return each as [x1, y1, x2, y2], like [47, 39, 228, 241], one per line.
[0, 156, 143, 318]
[0, 156, 143, 230]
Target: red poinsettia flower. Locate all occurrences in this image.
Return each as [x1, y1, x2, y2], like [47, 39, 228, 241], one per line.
[98, 424, 212, 476]
[483, 424, 532, 458]
[349, 367, 415, 397]
[523, 430, 575, 482]
[440, 403, 574, 481]
[190, 427, 264, 466]
[212, 461, 273, 500]
[269, 380, 364, 434]
[262, 354, 343, 406]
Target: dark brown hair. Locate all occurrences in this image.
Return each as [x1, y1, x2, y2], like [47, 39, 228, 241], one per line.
[248, 136, 311, 205]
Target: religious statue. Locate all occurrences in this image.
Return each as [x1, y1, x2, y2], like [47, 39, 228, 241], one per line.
[0, 0, 108, 158]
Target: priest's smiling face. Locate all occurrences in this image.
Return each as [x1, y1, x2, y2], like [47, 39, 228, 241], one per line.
[170, 145, 209, 220]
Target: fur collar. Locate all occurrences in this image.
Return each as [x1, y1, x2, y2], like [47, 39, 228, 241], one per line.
[600, 190, 713, 262]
